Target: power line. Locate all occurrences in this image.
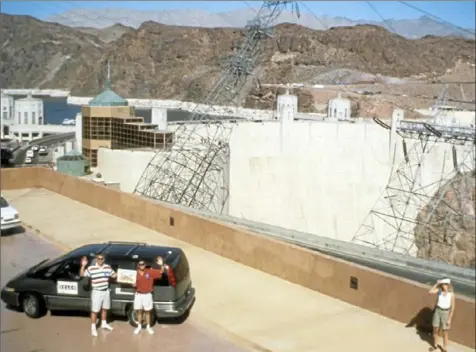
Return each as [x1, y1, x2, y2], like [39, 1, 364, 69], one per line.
[398, 1, 476, 37]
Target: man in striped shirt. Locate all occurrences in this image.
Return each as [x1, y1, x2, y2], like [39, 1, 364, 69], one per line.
[80, 254, 117, 337]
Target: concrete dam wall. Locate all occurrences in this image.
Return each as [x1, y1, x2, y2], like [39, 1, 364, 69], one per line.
[97, 120, 470, 248]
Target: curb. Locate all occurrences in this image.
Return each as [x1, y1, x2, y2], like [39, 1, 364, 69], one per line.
[21, 222, 71, 252]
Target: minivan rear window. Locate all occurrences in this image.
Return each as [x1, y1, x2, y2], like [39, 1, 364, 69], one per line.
[173, 253, 190, 282]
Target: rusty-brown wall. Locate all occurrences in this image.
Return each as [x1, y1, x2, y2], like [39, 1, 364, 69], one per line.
[2, 167, 475, 348]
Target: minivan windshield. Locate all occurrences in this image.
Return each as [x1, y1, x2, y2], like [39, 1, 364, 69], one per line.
[0, 197, 9, 208]
[30, 255, 66, 273]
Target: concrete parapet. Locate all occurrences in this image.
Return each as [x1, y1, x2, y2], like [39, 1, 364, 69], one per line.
[1, 167, 475, 349]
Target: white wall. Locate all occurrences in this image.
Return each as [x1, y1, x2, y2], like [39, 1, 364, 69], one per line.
[98, 148, 158, 193]
[75, 113, 82, 152]
[97, 120, 472, 246]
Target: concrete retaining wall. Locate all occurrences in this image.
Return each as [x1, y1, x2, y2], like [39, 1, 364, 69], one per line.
[1, 167, 474, 348]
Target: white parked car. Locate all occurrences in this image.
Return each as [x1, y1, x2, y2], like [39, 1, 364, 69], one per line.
[26, 150, 34, 158]
[31, 145, 39, 152]
[38, 146, 48, 155]
[25, 157, 32, 164]
[1, 196, 21, 231]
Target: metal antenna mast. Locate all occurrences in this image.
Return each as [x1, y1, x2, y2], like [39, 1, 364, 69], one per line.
[352, 102, 475, 266]
[134, 1, 299, 213]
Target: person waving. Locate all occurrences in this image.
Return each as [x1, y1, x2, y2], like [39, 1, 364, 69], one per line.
[131, 259, 163, 335]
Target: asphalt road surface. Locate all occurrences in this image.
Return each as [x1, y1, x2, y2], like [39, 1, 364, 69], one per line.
[12, 132, 75, 165]
[0, 229, 251, 352]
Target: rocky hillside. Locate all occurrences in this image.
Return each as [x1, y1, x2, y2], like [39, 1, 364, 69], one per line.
[1, 13, 475, 116]
[414, 171, 475, 268]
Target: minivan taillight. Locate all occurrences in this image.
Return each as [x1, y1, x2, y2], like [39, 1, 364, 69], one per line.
[167, 266, 176, 287]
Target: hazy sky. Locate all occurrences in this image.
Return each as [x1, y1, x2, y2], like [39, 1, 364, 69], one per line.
[1, 1, 475, 29]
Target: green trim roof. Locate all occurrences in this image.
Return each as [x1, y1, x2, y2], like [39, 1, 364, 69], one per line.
[57, 150, 88, 162]
[88, 80, 128, 107]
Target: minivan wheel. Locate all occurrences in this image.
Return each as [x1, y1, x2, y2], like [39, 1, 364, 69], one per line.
[22, 293, 46, 319]
[127, 305, 156, 328]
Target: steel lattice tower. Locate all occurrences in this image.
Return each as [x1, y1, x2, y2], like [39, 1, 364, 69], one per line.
[134, 1, 300, 213]
[352, 115, 476, 260]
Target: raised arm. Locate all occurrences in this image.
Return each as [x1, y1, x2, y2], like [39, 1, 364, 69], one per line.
[428, 280, 440, 294]
[151, 267, 163, 279]
[79, 256, 89, 277]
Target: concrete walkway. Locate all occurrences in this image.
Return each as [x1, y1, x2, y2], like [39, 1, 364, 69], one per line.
[4, 188, 472, 352]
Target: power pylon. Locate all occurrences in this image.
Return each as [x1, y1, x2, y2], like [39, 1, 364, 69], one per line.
[134, 1, 300, 213]
[352, 110, 475, 264]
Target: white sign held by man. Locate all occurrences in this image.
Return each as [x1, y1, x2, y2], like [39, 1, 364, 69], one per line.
[117, 268, 137, 285]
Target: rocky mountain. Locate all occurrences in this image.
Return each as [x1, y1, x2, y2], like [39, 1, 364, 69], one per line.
[414, 171, 475, 268]
[76, 23, 135, 43]
[47, 8, 475, 39]
[1, 13, 475, 117]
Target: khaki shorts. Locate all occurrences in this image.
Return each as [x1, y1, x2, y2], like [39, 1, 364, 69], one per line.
[432, 307, 450, 330]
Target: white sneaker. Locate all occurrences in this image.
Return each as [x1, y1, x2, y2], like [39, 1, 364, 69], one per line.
[101, 323, 114, 331]
[91, 328, 98, 337]
[146, 327, 154, 335]
[134, 326, 142, 335]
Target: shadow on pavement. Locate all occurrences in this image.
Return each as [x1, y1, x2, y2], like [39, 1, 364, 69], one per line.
[0, 226, 26, 237]
[406, 306, 434, 346]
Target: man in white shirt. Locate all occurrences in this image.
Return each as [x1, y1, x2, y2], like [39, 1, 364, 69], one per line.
[80, 254, 117, 337]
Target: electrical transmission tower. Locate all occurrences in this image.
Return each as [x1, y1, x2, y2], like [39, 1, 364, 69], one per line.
[352, 99, 476, 266]
[134, 1, 300, 213]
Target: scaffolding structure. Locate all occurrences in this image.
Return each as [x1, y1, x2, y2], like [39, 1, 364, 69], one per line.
[352, 114, 476, 266]
[133, 1, 300, 213]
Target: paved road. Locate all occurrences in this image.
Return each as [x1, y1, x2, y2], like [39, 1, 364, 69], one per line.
[0, 229, 250, 352]
[12, 132, 75, 165]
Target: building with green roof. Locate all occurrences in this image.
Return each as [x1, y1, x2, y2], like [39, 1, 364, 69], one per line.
[57, 150, 89, 176]
[80, 61, 173, 168]
[88, 80, 129, 107]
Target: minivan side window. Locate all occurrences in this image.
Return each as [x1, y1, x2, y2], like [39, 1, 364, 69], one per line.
[56, 261, 82, 281]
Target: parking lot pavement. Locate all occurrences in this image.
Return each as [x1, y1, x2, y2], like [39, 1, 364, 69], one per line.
[0, 229, 252, 352]
[4, 189, 474, 352]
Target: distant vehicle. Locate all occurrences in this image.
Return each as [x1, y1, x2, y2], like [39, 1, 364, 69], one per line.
[61, 118, 76, 126]
[38, 146, 48, 156]
[1, 241, 195, 327]
[31, 145, 39, 152]
[26, 150, 34, 158]
[0, 196, 21, 232]
[24, 157, 32, 164]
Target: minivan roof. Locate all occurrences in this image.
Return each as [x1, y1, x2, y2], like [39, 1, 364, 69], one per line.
[66, 241, 182, 264]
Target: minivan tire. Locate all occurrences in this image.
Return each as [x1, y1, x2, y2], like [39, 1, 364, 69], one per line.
[127, 305, 156, 328]
[22, 293, 46, 319]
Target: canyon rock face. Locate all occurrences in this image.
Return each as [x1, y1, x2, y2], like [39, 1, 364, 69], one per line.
[1, 13, 475, 115]
[414, 171, 475, 268]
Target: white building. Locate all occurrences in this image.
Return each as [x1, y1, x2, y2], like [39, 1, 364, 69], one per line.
[327, 93, 351, 120]
[1, 93, 15, 139]
[277, 93, 298, 123]
[14, 94, 44, 126]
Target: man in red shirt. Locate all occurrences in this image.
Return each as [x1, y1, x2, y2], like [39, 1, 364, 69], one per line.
[131, 259, 163, 335]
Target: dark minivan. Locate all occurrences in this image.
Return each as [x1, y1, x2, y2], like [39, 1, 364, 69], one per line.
[1, 241, 195, 326]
